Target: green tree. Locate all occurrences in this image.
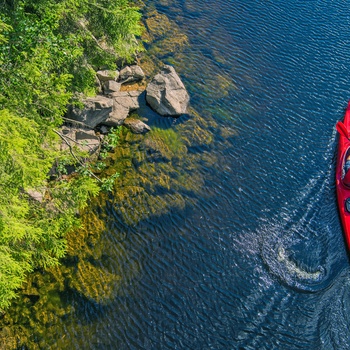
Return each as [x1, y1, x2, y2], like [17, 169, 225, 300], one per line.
[0, 0, 142, 309]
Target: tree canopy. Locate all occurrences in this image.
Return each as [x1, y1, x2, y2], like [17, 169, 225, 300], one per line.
[0, 0, 142, 309]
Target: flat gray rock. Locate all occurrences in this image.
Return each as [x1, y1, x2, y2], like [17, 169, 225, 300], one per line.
[59, 127, 101, 155]
[103, 91, 143, 126]
[67, 96, 113, 128]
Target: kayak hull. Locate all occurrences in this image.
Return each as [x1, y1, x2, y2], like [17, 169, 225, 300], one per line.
[336, 101, 350, 250]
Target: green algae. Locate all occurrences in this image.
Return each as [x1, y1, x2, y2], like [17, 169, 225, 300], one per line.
[106, 116, 210, 226]
[0, 266, 71, 349]
[143, 10, 189, 59]
[68, 260, 119, 303]
[145, 127, 187, 159]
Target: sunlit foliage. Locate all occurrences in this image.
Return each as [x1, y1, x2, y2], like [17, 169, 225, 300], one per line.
[0, 0, 142, 309]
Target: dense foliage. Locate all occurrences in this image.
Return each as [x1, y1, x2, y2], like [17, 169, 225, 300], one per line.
[0, 0, 142, 309]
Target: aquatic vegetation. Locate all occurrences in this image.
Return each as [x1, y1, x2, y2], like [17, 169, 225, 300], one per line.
[175, 108, 215, 148]
[0, 104, 219, 346]
[107, 117, 211, 225]
[143, 10, 189, 58]
[145, 127, 187, 159]
[68, 260, 118, 303]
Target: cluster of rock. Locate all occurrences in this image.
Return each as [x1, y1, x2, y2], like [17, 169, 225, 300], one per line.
[61, 64, 190, 158]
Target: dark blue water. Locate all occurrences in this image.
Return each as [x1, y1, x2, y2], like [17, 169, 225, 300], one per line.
[46, 1, 350, 349]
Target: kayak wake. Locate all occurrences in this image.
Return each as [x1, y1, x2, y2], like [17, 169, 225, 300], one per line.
[260, 159, 342, 293]
[277, 246, 322, 281]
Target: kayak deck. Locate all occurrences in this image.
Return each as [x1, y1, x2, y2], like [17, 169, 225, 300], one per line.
[336, 101, 350, 249]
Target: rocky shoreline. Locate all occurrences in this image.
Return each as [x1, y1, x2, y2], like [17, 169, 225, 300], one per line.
[60, 64, 190, 159]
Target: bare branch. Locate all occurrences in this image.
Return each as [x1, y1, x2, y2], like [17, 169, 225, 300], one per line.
[53, 129, 102, 182]
[61, 116, 90, 128]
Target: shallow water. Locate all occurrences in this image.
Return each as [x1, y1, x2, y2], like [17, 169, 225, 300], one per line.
[5, 0, 350, 349]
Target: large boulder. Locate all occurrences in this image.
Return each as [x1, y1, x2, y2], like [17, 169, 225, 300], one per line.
[146, 65, 189, 116]
[67, 96, 113, 128]
[67, 91, 144, 128]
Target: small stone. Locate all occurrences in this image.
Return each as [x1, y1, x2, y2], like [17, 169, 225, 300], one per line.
[27, 188, 45, 203]
[119, 66, 132, 81]
[103, 80, 121, 95]
[119, 65, 145, 83]
[99, 125, 109, 134]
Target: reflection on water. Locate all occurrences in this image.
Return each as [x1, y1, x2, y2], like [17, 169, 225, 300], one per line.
[3, 0, 350, 348]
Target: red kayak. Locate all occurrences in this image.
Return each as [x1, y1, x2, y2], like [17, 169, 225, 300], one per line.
[336, 101, 350, 249]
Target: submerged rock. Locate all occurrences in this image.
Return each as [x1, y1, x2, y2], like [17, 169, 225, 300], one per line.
[123, 118, 151, 134]
[68, 260, 117, 304]
[146, 65, 189, 116]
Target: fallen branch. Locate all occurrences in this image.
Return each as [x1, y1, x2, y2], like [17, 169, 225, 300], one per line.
[61, 116, 90, 128]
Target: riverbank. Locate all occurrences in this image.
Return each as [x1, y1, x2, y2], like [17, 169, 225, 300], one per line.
[0, 3, 238, 348]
